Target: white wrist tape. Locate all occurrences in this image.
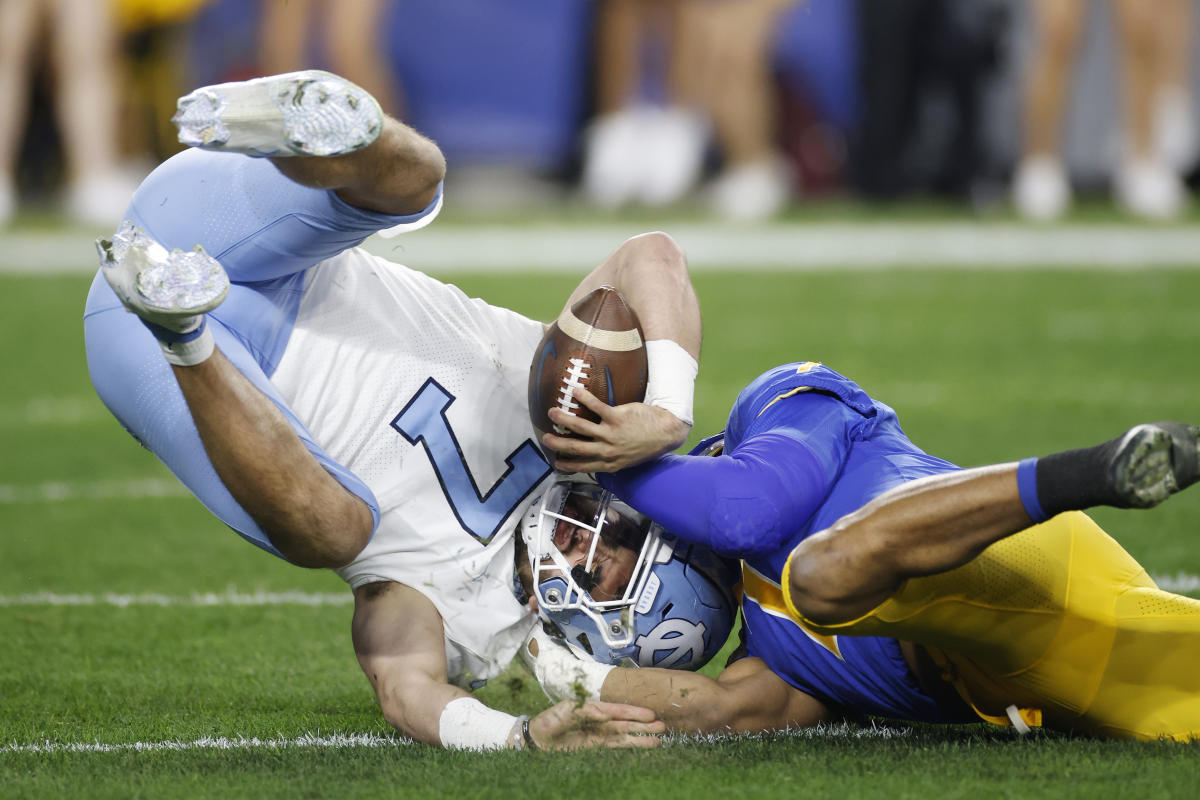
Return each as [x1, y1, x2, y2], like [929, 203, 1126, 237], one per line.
[438, 697, 519, 751]
[643, 339, 698, 426]
[160, 326, 215, 367]
[525, 625, 614, 703]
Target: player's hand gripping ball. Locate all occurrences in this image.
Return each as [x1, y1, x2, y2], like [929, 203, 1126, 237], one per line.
[529, 286, 648, 459]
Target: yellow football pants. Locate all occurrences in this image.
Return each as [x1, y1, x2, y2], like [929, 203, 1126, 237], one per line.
[784, 512, 1200, 741]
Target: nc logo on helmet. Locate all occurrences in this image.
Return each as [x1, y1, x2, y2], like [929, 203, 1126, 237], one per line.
[634, 619, 708, 669]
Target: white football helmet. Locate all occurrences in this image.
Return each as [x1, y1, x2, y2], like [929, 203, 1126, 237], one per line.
[520, 478, 739, 669]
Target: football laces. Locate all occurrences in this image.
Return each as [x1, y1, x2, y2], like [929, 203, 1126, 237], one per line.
[554, 358, 590, 433]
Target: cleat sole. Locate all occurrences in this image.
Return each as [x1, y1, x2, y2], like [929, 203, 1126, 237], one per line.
[173, 70, 382, 158]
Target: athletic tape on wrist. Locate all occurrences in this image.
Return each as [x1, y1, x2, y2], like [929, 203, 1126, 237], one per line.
[643, 339, 697, 426]
[533, 631, 614, 702]
[438, 696, 520, 751]
[159, 325, 215, 367]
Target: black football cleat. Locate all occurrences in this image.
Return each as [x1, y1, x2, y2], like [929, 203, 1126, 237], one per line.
[1108, 422, 1200, 508]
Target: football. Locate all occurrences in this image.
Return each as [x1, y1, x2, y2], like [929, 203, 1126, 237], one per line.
[528, 286, 648, 456]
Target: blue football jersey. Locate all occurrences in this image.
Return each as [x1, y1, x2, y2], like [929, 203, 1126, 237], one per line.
[603, 361, 978, 722]
[728, 362, 976, 721]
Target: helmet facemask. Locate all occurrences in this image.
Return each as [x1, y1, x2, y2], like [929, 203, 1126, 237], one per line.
[522, 480, 668, 654]
[520, 477, 740, 670]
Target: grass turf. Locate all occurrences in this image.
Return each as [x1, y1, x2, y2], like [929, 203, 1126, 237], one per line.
[3, 266, 1200, 798]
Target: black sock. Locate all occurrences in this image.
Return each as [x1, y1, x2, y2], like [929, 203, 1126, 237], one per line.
[1034, 436, 1126, 518]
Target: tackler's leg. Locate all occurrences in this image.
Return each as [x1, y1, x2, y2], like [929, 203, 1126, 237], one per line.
[785, 422, 1200, 626]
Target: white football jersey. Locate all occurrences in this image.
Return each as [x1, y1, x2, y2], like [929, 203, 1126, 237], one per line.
[270, 248, 550, 688]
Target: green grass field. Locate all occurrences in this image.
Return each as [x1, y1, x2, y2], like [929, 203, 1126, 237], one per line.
[3, 257, 1200, 798]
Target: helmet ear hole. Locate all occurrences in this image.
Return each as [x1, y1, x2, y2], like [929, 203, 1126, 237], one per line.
[574, 632, 594, 656]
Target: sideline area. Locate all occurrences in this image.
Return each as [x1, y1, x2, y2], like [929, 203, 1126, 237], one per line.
[5, 221, 1200, 274]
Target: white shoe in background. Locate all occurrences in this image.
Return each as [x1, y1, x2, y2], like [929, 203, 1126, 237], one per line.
[708, 155, 793, 222]
[0, 177, 15, 226]
[1155, 86, 1197, 174]
[581, 108, 647, 209]
[638, 106, 708, 207]
[1012, 155, 1071, 221]
[1114, 157, 1185, 220]
[65, 169, 140, 229]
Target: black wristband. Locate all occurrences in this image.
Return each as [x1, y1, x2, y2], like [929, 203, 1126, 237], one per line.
[521, 716, 539, 751]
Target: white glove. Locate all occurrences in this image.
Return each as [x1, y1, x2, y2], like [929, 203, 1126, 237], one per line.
[521, 623, 615, 703]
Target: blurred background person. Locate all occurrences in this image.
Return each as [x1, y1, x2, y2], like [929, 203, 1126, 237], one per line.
[0, 0, 136, 227]
[259, 0, 404, 117]
[117, 0, 212, 167]
[1013, 0, 1195, 221]
[581, 0, 710, 211]
[581, 0, 856, 222]
[851, 0, 1009, 203]
[675, 0, 798, 221]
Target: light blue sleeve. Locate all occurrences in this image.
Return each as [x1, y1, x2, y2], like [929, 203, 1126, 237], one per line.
[82, 149, 440, 560]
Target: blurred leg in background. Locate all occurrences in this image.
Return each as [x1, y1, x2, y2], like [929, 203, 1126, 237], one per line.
[677, 0, 796, 221]
[0, 0, 38, 224]
[0, 0, 138, 227]
[1012, 0, 1084, 221]
[1111, 0, 1190, 218]
[118, 0, 212, 169]
[1149, 0, 1196, 176]
[581, 0, 709, 210]
[260, 0, 404, 117]
[582, 0, 800, 220]
[1014, 0, 1193, 221]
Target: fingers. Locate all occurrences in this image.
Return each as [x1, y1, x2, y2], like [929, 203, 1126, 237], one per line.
[571, 386, 613, 419]
[543, 392, 684, 473]
[579, 700, 660, 723]
[540, 432, 607, 473]
[535, 700, 665, 751]
[547, 413, 603, 444]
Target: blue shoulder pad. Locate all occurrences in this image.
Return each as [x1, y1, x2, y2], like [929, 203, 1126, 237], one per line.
[743, 362, 877, 418]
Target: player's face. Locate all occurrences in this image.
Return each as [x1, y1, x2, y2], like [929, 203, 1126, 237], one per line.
[542, 498, 639, 602]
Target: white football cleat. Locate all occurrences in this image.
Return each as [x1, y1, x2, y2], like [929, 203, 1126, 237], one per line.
[97, 221, 229, 334]
[172, 70, 383, 157]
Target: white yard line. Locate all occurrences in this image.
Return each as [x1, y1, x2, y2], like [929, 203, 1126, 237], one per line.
[2, 572, 1198, 609]
[2, 723, 910, 755]
[0, 477, 188, 503]
[6, 223, 1200, 275]
[2, 732, 408, 755]
[0, 396, 110, 426]
[0, 589, 352, 607]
